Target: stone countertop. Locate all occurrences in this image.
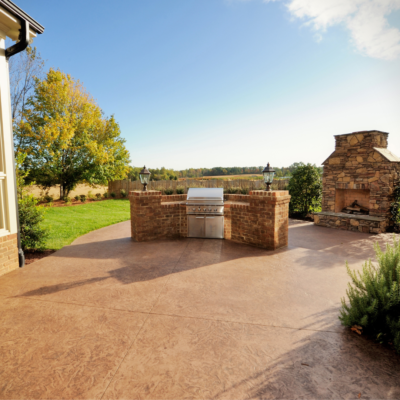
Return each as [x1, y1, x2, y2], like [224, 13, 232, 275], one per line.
[161, 201, 185, 206]
[224, 201, 250, 207]
[160, 201, 251, 207]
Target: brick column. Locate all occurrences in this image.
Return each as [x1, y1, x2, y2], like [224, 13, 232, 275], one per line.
[129, 191, 186, 241]
[249, 190, 290, 250]
[225, 191, 290, 250]
[129, 190, 163, 242]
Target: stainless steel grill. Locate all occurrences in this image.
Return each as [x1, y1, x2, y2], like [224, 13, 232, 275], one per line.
[186, 188, 224, 239]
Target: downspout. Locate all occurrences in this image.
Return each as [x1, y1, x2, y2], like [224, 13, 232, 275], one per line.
[5, 19, 30, 268]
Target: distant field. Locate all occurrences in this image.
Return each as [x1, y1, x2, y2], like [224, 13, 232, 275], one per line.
[180, 174, 263, 180]
[203, 174, 262, 179]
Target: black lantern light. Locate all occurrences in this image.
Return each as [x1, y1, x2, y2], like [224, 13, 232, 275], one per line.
[262, 163, 275, 191]
[139, 165, 151, 191]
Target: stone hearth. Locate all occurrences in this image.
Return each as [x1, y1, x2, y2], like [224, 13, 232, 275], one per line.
[314, 130, 400, 234]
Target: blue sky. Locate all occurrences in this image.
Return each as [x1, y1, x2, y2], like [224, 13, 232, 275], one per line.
[14, 0, 400, 170]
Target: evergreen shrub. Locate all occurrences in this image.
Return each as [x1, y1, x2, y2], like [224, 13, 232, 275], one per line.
[80, 195, 86, 202]
[120, 189, 127, 198]
[110, 192, 116, 198]
[74, 195, 80, 201]
[19, 195, 48, 250]
[176, 187, 184, 195]
[339, 238, 400, 353]
[103, 192, 109, 198]
[164, 189, 174, 195]
[96, 193, 102, 199]
[288, 163, 322, 216]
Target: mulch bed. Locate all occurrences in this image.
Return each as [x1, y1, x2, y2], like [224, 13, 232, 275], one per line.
[24, 250, 57, 265]
[38, 198, 111, 207]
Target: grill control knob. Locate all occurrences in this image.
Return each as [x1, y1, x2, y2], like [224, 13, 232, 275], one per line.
[203, 208, 206, 211]
[192, 208, 195, 211]
[214, 208, 217, 211]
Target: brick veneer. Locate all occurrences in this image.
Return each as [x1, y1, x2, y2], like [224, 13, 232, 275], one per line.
[224, 191, 290, 250]
[0, 234, 19, 277]
[129, 190, 290, 250]
[129, 191, 187, 241]
[314, 130, 400, 234]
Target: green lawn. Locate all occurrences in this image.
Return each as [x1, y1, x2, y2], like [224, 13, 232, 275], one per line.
[42, 200, 130, 249]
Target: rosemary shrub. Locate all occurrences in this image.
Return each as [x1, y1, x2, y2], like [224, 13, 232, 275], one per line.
[339, 238, 400, 352]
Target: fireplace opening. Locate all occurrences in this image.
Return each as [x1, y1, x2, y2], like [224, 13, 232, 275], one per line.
[341, 200, 369, 215]
[335, 189, 370, 215]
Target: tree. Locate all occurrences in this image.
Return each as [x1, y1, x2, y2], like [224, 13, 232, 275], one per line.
[16, 69, 130, 198]
[288, 163, 322, 216]
[9, 46, 45, 124]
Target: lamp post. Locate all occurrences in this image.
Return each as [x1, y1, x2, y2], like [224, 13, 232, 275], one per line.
[139, 166, 151, 191]
[262, 163, 275, 191]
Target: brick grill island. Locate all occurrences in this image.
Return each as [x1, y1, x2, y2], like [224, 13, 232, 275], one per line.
[314, 130, 400, 234]
[129, 190, 291, 250]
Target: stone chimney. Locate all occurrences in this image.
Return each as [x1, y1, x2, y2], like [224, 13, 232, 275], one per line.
[334, 130, 388, 152]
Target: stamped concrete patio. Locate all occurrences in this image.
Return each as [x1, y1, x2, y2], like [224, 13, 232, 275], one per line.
[1, 220, 400, 399]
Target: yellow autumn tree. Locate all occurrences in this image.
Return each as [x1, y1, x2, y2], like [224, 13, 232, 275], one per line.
[15, 68, 130, 198]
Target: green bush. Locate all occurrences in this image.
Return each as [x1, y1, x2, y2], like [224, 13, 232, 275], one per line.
[80, 194, 86, 203]
[96, 193, 102, 199]
[63, 196, 71, 204]
[19, 195, 48, 250]
[87, 190, 94, 200]
[339, 238, 400, 353]
[288, 163, 322, 216]
[103, 192, 109, 199]
[164, 188, 174, 195]
[110, 192, 116, 198]
[176, 187, 185, 195]
[74, 195, 80, 201]
[240, 187, 249, 195]
[120, 189, 127, 198]
[227, 187, 239, 194]
[44, 194, 53, 203]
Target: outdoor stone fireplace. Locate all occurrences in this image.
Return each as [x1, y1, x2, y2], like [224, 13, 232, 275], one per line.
[314, 130, 400, 234]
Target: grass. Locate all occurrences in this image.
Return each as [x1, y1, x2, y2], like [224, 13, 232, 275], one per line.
[42, 199, 130, 250]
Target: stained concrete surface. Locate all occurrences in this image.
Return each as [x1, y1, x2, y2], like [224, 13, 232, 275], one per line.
[0, 220, 399, 399]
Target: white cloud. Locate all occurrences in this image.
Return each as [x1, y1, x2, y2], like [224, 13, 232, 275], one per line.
[269, 0, 400, 59]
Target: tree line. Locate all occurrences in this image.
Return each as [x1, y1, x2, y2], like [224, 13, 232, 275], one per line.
[127, 162, 319, 181]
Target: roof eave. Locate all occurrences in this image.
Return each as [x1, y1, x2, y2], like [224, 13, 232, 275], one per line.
[0, 0, 44, 34]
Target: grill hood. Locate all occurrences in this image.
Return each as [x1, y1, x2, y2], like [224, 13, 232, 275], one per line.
[186, 188, 223, 202]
